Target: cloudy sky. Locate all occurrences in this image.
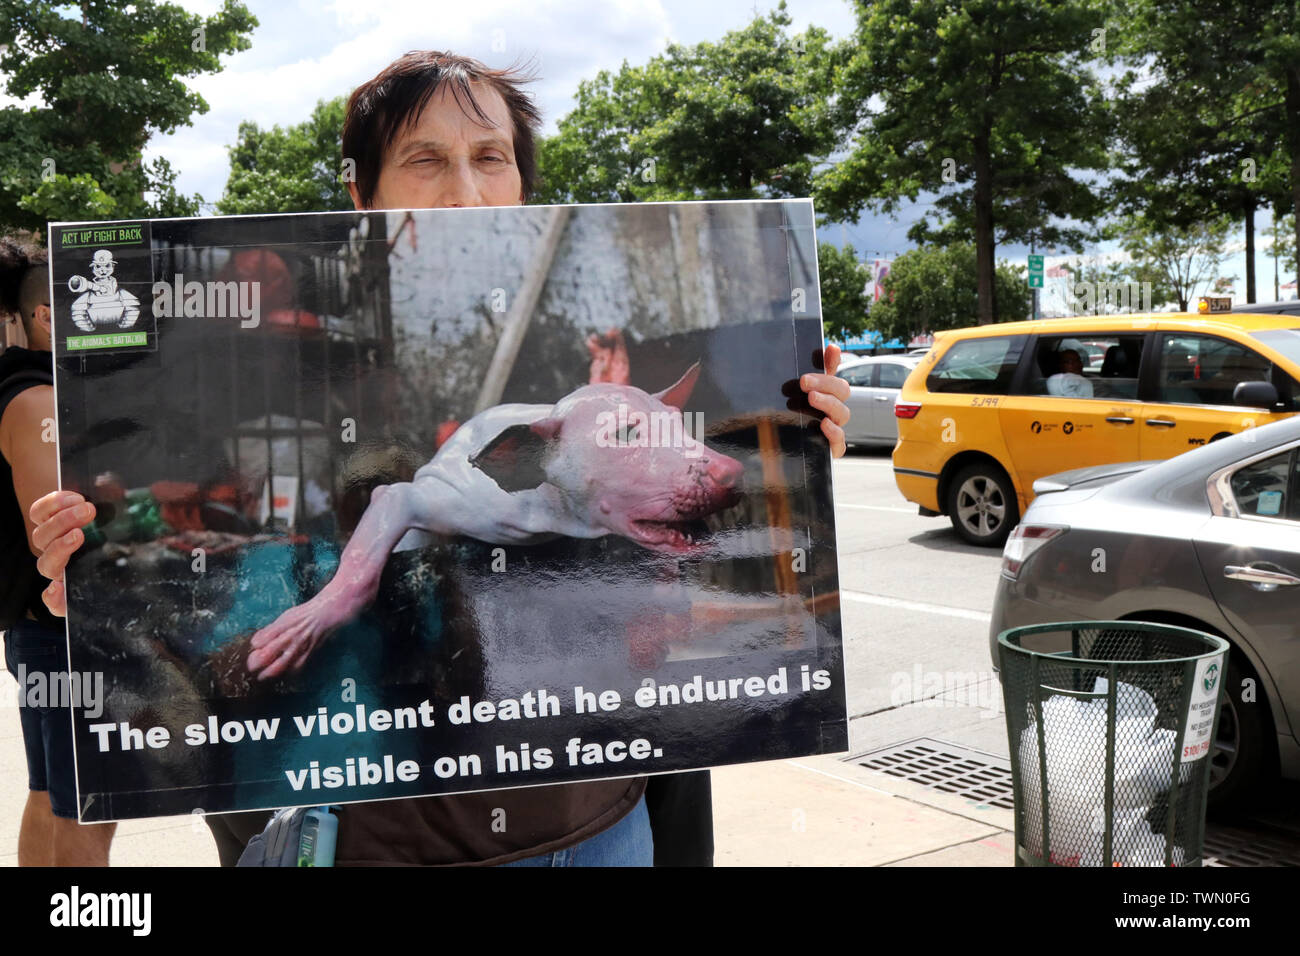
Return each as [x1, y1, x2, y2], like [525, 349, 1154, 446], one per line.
[150, 5, 867, 211]
[8, 0, 1291, 301]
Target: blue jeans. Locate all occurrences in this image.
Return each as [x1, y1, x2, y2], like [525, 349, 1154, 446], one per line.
[4, 618, 79, 818]
[501, 796, 653, 867]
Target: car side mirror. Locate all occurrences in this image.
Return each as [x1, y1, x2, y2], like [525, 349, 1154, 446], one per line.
[1233, 380, 1278, 408]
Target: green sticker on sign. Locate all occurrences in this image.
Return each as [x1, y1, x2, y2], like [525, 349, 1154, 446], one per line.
[67, 332, 149, 351]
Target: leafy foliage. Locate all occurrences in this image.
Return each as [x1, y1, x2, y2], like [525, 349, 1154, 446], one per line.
[867, 244, 1028, 341]
[217, 97, 353, 214]
[0, 0, 256, 234]
[1110, 0, 1297, 300]
[818, 0, 1111, 324]
[1118, 213, 1234, 311]
[533, 3, 837, 204]
[816, 242, 872, 338]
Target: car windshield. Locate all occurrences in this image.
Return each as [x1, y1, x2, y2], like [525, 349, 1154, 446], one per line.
[1252, 329, 1300, 365]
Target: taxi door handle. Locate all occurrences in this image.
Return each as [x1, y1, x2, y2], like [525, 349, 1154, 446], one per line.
[1146, 419, 1177, 428]
[1105, 416, 1135, 424]
[1224, 565, 1300, 589]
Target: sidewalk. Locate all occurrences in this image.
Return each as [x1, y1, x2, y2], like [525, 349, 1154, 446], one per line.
[711, 753, 1013, 866]
[2, 672, 1013, 866]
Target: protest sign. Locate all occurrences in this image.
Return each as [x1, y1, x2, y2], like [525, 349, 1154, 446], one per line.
[48, 199, 847, 821]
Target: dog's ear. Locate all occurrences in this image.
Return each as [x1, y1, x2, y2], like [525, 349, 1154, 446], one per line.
[652, 361, 701, 410]
[470, 418, 561, 493]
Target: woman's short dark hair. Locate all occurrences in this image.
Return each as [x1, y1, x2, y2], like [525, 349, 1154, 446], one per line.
[343, 51, 541, 207]
[0, 238, 48, 332]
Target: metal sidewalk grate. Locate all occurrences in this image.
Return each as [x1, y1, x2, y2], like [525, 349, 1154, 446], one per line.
[849, 737, 1016, 810]
[1203, 825, 1300, 867]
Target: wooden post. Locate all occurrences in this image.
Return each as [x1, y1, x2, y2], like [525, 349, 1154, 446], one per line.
[474, 207, 572, 413]
[757, 418, 805, 647]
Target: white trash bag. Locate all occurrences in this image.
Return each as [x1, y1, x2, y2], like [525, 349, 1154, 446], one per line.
[1018, 677, 1178, 866]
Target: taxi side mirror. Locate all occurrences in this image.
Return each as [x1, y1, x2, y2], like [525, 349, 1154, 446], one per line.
[1233, 381, 1278, 408]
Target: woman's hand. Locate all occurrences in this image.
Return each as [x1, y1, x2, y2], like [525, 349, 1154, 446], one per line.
[29, 490, 96, 617]
[801, 344, 852, 458]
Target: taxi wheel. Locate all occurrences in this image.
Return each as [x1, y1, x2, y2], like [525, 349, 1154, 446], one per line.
[947, 463, 1018, 547]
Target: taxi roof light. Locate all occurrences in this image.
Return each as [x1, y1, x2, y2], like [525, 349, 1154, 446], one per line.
[1198, 296, 1232, 314]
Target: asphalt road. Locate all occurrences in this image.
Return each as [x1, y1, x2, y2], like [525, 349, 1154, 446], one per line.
[831, 445, 1300, 861]
[832, 447, 1008, 759]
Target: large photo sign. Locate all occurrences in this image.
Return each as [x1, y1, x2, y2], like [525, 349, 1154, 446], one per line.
[49, 199, 846, 821]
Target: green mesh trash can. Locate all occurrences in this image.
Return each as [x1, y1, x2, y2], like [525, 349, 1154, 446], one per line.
[998, 621, 1228, 868]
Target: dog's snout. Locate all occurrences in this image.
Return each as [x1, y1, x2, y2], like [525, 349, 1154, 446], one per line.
[707, 456, 744, 489]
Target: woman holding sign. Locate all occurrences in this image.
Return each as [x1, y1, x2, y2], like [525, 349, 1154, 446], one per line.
[29, 50, 851, 867]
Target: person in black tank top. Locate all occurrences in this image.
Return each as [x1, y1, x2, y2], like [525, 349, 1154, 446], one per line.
[1, 238, 118, 865]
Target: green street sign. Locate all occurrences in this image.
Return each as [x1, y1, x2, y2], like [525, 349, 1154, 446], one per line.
[1028, 254, 1044, 288]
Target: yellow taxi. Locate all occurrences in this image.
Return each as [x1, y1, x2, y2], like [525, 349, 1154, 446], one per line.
[892, 298, 1300, 545]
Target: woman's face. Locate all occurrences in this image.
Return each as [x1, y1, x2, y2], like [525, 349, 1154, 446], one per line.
[351, 81, 524, 212]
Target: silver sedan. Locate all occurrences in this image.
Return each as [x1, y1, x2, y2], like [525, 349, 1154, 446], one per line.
[836, 355, 922, 447]
[989, 415, 1300, 808]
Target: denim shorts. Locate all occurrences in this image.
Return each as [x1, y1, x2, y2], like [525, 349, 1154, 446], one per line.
[4, 618, 79, 819]
[500, 796, 653, 867]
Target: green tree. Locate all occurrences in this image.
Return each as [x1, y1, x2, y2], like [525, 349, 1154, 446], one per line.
[1112, 0, 1294, 303]
[816, 242, 871, 338]
[867, 244, 1028, 341]
[217, 97, 352, 214]
[1264, 209, 1297, 299]
[1119, 214, 1233, 311]
[1056, 253, 1172, 315]
[0, 0, 256, 234]
[533, 3, 836, 204]
[818, 0, 1111, 326]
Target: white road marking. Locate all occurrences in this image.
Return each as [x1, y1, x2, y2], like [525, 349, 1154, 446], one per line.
[841, 589, 993, 623]
[836, 503, 916, 514]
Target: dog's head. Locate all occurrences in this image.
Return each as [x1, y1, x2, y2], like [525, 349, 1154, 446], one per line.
[470, 362, 744, 555]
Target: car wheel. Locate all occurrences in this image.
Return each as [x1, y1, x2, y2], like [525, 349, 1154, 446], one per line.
[946, 463, 1019, 547]
[1206, 653, 1274, 810]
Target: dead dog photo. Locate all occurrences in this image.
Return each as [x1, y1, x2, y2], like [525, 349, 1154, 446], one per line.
[50, 200, 846, 820]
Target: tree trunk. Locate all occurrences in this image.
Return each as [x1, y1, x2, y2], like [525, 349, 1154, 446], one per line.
[1244, 193, 1256, 303]
[974, 127, 995, 325]
[1288, 69, 1300, 288]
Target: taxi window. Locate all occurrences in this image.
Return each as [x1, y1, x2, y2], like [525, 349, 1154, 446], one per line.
[1023, 335, 1144, 400]
[1229, 449, 1298, 520]
[1272, 367, 1300, 412]
[877, 363, 909, 389]
[1250, 330, 1300, 411]
[926, 336, 1025, 394]
[1156, 334, 1272, 406]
